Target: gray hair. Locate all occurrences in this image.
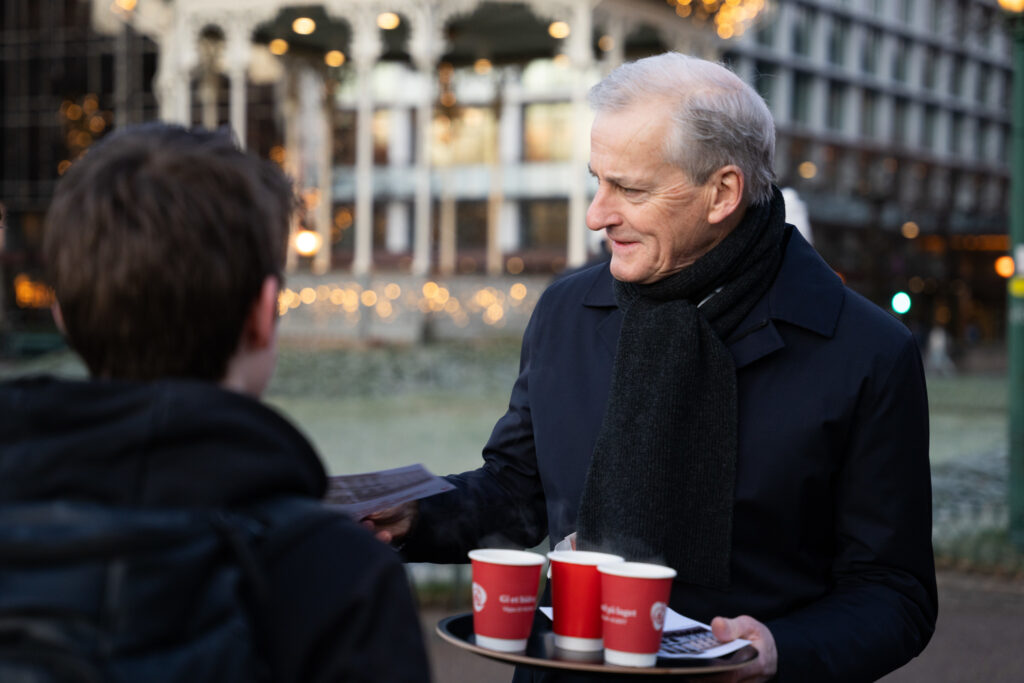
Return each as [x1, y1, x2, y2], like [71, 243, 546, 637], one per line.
[588, 52, 776, 206]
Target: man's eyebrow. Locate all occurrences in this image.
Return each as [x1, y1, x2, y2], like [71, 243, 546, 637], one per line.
[587, 165, 634, 187]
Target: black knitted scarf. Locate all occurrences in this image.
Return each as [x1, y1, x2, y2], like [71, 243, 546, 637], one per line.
[576, 187, 787, 589]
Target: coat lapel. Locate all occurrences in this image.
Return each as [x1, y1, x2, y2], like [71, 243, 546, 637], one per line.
[581, 263, 622, 358]
[727, 229, 845, 369]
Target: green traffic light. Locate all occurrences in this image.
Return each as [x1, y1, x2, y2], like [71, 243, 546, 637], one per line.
[891, 291, 911, 315]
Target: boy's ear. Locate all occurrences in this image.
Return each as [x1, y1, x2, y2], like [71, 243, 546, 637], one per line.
[51, 301, 67, 335]
[244, 276, 279, 351]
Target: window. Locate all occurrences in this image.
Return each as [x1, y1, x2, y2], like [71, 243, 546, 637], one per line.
[791, 6, 814, 57]
[922, 105, 937, 150]
[754, 61, 777, 109]
[929, 0, 944, 33]
[828, 19, 848, 66]
[827, 82, 846, 131]
[950, 57, 964, 98]
[523, 104, 570, 162]
[522, 200, 568, 249]
[922, 47, 938, 90]
[791, 72, 814, 125]
[861, 30, 881, 74]
[892, 97, 909, 143]
[975, 68, 989, 105]
[900, 0, 915, 23]
[975, 121, 988, 160]
[861, 90, 877, 137]
[950, 113, 964, 156]
[755, 20, 775, 47]
[431, 107, 497, 165]
[892, 40, 908, 83]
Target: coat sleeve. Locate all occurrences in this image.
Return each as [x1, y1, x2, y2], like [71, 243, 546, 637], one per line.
[402, 311, 550, 563]
[261, 517, 432, 683]
[766, 334, 938, 682]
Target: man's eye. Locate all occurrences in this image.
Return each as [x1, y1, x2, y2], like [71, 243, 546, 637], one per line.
[621, 186, 640, 196]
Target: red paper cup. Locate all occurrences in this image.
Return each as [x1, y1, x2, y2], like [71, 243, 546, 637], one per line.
[598, 562, 678, 667]
[468, 549, 545, 652]
[546, 550, 624, 651]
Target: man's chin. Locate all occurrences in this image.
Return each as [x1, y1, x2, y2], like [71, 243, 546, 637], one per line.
[609, 258, 641, 284]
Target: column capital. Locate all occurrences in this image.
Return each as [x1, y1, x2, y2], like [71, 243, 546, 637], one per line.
[350, 6, 384, 70]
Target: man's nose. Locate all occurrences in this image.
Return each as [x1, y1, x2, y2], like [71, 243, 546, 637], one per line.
[586, 186, 620, 232]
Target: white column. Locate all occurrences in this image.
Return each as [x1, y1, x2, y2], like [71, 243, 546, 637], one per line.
[386, 203, 411, 252]
[162, 22, 197, 125]
[154, 33, 184, 123]
[598, 15, 625, 75]
[409, 6, 441, 276]
[225, 23, 252, 148]
[387, 106, 412, 252]
[283, 68, 300, 273]
[499, 70, 523, 252]
[314, 78, 333, 275]
[566, 0, 594, 268]
[351, 10, 382, 276]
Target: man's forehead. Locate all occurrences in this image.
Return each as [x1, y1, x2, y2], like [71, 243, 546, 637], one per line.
[592, 104, 670, 144]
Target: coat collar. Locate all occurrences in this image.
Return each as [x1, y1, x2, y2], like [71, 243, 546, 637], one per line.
[582, 227, 845, 368]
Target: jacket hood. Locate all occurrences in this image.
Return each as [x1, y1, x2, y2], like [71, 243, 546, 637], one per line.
[0, 376, 326, 507]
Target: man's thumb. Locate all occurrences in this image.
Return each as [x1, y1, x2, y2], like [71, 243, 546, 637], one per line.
[710, 616, 736, 642]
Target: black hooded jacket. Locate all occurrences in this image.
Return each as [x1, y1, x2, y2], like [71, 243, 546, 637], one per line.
[0, 375, 431, 683]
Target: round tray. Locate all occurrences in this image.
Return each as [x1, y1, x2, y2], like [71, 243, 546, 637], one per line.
[436, 613, 758, 677]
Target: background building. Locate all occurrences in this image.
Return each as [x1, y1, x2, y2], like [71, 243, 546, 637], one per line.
[0, 0, 1012, 355]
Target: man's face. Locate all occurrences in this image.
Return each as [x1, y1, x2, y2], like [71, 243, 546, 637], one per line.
[586, 102, 727, 284]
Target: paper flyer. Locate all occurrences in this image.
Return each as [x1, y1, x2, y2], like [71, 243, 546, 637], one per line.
[324, 463, 454, 519]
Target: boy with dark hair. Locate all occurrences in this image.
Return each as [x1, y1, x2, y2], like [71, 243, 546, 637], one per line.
[0, 124, 430, 682]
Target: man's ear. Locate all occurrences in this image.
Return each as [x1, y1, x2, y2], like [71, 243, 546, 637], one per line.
[51, 301, 67, 335]
[242, 276, 280, 351]
[706, 165, 745, 225]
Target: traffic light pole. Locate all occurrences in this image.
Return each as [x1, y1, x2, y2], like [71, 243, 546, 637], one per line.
[1008, 12, 1024, 551]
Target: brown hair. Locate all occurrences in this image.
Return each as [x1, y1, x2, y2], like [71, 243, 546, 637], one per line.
[43, 123, 295, 381]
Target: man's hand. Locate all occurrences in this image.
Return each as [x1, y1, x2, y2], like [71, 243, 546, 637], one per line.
[702, 615, 777, 683]
[361, 501, 418, 545]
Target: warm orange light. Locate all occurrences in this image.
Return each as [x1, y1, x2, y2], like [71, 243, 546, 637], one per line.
[901, 221, 920, 239]
[548, 21, 570, 39]
[996, 255, 1016, 278]
[292, 17, 316, 35]
[999, 0, 1024, 14]
[377, 12, 400, 30]
[294, 229, 322, 257]
[797, 161, 817, 179]
[269, 39, 289, 55]
[325, 50, 345, 67]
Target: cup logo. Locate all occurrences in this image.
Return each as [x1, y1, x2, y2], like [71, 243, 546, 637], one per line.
[472, 582, 487, 612]
[650, 601, 667, 631]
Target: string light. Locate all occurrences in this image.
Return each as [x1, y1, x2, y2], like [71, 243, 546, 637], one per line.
[277, 281, 538, 328]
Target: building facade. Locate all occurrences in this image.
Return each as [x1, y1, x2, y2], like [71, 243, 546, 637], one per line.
[0, 0, 1013, 347]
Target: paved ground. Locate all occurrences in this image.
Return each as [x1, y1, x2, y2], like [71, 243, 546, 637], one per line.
[419, 570, 1024, 682]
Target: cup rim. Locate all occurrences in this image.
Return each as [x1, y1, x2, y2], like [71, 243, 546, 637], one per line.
[547, 550, 625, 566]
[597, 561, 677, 579]
[468, 548, 546, 566]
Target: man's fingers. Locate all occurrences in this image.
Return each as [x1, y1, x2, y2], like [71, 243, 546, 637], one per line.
[711, 616, 736, 642]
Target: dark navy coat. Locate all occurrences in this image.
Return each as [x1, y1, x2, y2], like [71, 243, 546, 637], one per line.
[406, 229, 937, 682]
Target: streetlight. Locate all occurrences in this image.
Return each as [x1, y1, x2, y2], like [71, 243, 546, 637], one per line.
[999, 0, 1024, 550]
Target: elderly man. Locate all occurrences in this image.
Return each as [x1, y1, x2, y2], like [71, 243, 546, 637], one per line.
[374, 52, 936, 682]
